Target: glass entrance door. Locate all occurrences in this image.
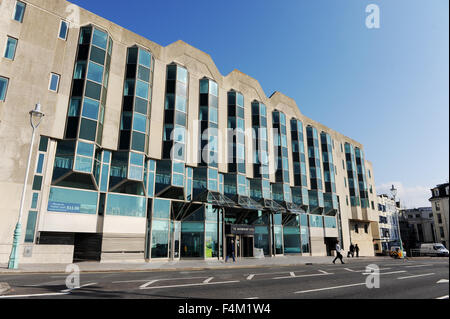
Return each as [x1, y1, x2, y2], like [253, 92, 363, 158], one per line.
[170, 221, 181, 260]
[274, 226, 284, 255]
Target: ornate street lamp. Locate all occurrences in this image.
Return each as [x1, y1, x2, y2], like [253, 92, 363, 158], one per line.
[8, 103, 45, 269]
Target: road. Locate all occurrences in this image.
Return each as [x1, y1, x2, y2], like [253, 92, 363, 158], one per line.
[0, 259, 448, 299]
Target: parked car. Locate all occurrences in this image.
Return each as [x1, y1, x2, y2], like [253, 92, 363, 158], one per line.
[419, 243, 449, 257]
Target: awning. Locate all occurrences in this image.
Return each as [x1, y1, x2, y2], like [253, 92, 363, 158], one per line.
[193, 190, 236, 208]
[285, 202, 306, 215]
[236, 195, 265, 211]
[261, 199, 286, 213]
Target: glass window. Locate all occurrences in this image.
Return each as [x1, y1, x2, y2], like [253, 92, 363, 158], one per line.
[36, 153, 45, 174]
[138, 49, 151, 68]
[4, 37, 17, 60]
[31, 193, 39, 209]
[77, 141, 94, 157]
[175, 96, 186, 112]
[24, 211, 38, 243]
[153, 198, 171, 219]
[14, 1, 26, 23]
[92, 29, 108, 49]
[209, 81, 218, 96]
[74, 156, 92, 173]
[133, 113, 147, 133]
[32, 175, 42, 191]
[135, 80, 149, 100]
[177, 66, 188, 83]
[49, 73, 60, 92]
[59, 20, 69, 40]
[0, 77, 9, 101]
[48, 187, 98, 214]
[82, 98, 99, 120]
[74, 61, 86, 80]
[106, 194, 146, 217]
[200, 80, 209, 94]
[151, 219, 169, 258]
[87, 62, 104, 83]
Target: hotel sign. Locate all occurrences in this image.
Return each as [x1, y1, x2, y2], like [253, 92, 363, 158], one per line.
[228, 224, 255, 236]
[48, 201, 81, 213]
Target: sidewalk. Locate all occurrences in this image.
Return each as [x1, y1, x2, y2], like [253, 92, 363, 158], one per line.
[0, 256, 394, 274]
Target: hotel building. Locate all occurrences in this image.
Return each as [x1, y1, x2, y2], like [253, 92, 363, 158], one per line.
[0, 0, 380, 263]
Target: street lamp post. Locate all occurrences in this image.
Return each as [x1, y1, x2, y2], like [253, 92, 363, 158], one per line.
[8, 103, 45, 269]
[390, 184, 404, 255]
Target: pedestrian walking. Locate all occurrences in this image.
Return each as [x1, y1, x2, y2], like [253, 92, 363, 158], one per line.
[225, 239, 236, 263]
[332, 240, 345, 264]
[355, 244, 360, 258]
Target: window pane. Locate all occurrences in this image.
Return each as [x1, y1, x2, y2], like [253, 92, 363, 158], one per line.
[77, 141, 94, 157]
[49, 73, 60, 92]
[129, 152, 144, 166]
[74, 156, 92, 173]
[177, 67, 188, 83]
[74, 61, 86, 79]
[59, 20, 68, 40]
[138, 65, 150, 82]
[92, 28, 108, 49]
[135, 80, 149, 99]
[0, 77, 8, 101]
[24, 211, 38, 243]
[48, 187, 98, 214]
[82, 98, 99, 120]
[209, 81, 218, 96]
[175, 96, 186, 112]
[133, 113, 147, 133]
[87, 62, 104, 83]
[79, 118, 97, 141]
[4, 37, 17, 59]
[14, 1, 26, 22]
[138, 49, 151, 68]
[153, 199, 171, 219]
[36, 153, 45, 174]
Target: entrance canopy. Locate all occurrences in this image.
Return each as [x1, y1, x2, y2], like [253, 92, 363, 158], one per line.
[262, 199, 286, 213]
[285, 202, 307, 215]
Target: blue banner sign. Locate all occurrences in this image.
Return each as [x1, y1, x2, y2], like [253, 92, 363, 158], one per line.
[48, 201, 81, 213]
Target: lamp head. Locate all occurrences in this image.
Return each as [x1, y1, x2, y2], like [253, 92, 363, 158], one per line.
[30, 103, 45, 119]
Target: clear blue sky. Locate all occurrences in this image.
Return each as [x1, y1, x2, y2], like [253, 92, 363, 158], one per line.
[70, 0, 449, 208]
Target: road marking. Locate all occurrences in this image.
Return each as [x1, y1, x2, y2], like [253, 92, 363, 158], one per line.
[295, 283, 366, 294]
[274, 273, 332, 280]
[114, 276, 207, 284]
[61, 282, 97, 293]
[437, 279, 449, 284]
[203, 277, 214, 284]
[290, 272, 296, 278]
[0, 292, 70, 299]
[436, 295, 449, 300]
[344, 268, 356, 272]
[247, 275, 255, 281]
[362, 271, 406, 276]
[246, 297, 259, 300]
[405, 264, 432, 268]
[139, 280, 158, 289]
[397, 273, 435, 280]
[318, 270, 332, 275]
[140, 280, 240, 290]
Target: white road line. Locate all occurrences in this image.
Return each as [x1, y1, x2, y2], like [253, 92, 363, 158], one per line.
[295, 283, 366, 294]
[61, 282, 97, 293]
[318, 270, 331, 275]
[436, 295, 449, 300]
[405, 264, 432, 268]
[140, 280, 240, 290]
[203, 277, 214, 284]
[362, 271, 406, 276]
[344, 268, 356, 272]
[290, 272, 296, 278]
[274, 273, 332, 280]
[398, 273, 435, 280]
[437, 279, 449, 284]
[246, 274, 255, 281]
[246, 297, 259, 300]
[0, 292, 70, 299]
[114, 276, 207, 284]
[139, 280, 158, 289]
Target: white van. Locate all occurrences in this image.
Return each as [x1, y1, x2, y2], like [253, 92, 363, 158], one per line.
[420, 243, 449, 257]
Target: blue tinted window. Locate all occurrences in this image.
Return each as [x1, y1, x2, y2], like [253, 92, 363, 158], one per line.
[75, 156, 92, 173]
[49, 73, 60, 92]
[48, 187, 98, 214]
[153, 199, 170, 219]
[92, 29, 108, 49]
[100, 164, 109, 192]
[175, 96, 186, 112]
[77, 142, 94, 157]
[0, 77, 8, 101]
[4, 37, 17, 59]
[24, 211, 37, 243]
[31, 193, 39, 209]
[237, 93, 244, 107]
[14, 1, 26, 22]
[136, 80, 149, 99]
[177, 67, 188, 83]
[36, 153, 45, 174]
[139, 49, 151, 68]
[87, 62, 104, 83]
[106, 194, 146, 217]
[59, 20, 68, 40]
[209, 81, 218, 96]
[82, 98, 99, 120]
[133, 113, 147, 133]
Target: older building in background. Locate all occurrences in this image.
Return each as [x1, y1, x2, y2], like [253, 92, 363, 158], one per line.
[399, 207, 436, 253]
[373, 194, 401, 254]
[429, 183, 449, 249]
[0, 0, 380, 264]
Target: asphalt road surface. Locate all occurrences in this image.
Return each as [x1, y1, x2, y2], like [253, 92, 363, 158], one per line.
[0, 259, 448, 299]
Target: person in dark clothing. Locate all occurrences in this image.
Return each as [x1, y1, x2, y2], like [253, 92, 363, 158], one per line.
[355, 244, 360, 258]
[333, 240, 345, 264]
[348, 243, 355, 258]
[226, 239, 236, 263]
